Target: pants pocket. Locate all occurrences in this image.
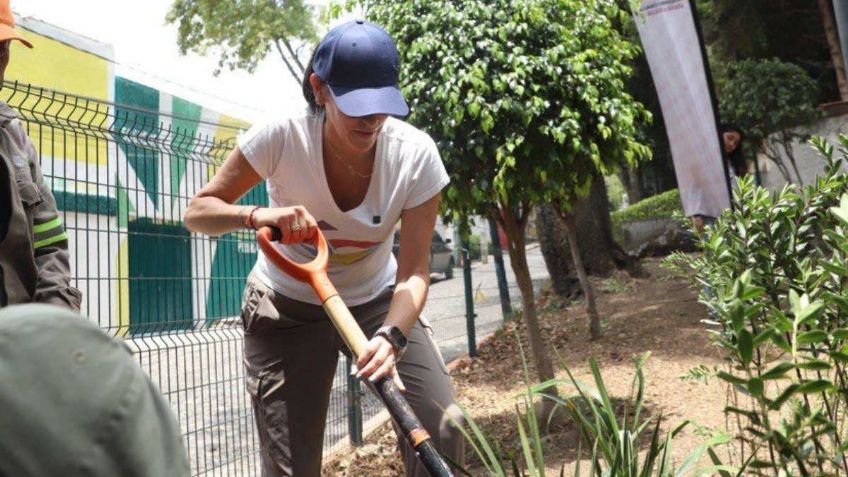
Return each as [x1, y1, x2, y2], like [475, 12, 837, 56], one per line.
[246, 367, 291, 476]
[14, 161, 43, 208]
[240, 275, 308, 334]
[240, 277, 265, 333]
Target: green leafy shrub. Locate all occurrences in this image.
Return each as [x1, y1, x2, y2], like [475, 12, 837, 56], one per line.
[668, 136, 848, 475]
[612, 189, 682, 224]
[611, 189, 682, 242]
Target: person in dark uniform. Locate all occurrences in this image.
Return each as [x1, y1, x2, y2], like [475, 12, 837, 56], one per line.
[0, 0, 80, 310]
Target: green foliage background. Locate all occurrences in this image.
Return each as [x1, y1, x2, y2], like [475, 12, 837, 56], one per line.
[167, 0, 317, 75]
[357, 0, 651, 220]
[717, 59, 821, 152]
[612, 189, 682, 224]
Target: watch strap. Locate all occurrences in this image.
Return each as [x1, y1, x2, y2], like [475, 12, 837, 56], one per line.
[375, 325, 407, 360]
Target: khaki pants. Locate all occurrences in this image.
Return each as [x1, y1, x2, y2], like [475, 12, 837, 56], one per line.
[240, 272, 465, 477]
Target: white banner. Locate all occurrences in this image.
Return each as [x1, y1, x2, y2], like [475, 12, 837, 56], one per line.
[633, 0, 730, 218]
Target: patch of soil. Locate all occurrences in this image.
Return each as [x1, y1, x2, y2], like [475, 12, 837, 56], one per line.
[322, 258, 727, 476]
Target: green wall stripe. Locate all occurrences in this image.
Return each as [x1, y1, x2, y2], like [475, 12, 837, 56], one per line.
[170, 97, 202, 209]
[206, 182, 268, 321]
[115, 77, 160, 210]
[54, 190, 119, 216]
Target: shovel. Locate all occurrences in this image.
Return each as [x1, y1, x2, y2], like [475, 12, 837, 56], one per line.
[257, 226, 455, 477]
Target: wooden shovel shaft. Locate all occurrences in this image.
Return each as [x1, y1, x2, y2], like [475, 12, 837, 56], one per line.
[322, 295, 368, 357]
[323, 294, 454, 477]
[258, 227, 455, 477]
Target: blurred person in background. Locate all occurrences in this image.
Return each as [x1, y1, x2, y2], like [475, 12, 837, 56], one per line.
[691, 123, 748, 232]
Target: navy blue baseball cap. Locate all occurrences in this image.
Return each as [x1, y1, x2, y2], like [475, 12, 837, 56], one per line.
[313, 20, 409, 118]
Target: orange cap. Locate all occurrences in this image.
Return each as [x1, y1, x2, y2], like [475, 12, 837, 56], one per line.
[0, 0, 32, 48]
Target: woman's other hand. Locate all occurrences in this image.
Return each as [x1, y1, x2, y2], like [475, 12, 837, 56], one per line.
[254, 206, 319, 244]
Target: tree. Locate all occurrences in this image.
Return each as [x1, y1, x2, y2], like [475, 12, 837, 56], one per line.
[358, 0, 649, 398]
[166, 0, 317, 81]
[718, 59, 821, 185]
[817, 0, 848, 101]
[538, 175, 644, 299]
[537, 205, 577, 298]
[697, 0, 841, 104]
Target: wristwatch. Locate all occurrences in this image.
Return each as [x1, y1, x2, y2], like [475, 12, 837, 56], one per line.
[375, 325, 408, 361]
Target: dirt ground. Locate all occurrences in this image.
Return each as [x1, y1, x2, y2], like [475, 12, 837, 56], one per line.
[321, 258, 728, 476]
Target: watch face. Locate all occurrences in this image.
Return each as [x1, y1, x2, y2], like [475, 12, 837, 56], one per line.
[390, 327, 408, 347]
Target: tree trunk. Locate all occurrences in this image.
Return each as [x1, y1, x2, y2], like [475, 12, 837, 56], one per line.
[273, 40, 305, 84]
[537, 177, 645, 301]
[765, 137, 798, 184]
[619, 166, 642, 206]
[781, 135, 805, 186]
[559, 210, 602, 340]
[498, 205, 559, 417]
[819, 0, 848, 101]
[574, 177, 616, 275]
[536, 205, 580, 298]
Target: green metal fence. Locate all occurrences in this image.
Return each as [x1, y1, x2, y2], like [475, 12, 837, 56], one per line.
[2, 79, 359, 475]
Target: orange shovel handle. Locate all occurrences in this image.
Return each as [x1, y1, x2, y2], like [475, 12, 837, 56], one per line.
[256, 226, 337, 302]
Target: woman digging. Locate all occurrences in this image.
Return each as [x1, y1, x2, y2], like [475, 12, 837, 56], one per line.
[184, 20, 464, 477]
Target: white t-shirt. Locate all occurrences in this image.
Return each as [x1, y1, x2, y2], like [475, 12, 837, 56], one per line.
[238, 110, 450, 306]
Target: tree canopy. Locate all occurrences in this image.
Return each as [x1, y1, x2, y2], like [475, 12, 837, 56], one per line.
[166, 0, 317, 80]
[718, 58, 821, 183]
[696, 0, 839, 103]
[718, 59, 820, 146]
[361, 0, 650, 222]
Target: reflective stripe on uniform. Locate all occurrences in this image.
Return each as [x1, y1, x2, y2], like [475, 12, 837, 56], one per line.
[33, 217, 61, 234]
[33, 216, 67, 249]
[34, 232, 68, 249]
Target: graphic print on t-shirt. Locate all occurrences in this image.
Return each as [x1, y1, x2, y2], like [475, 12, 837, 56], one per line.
[300, 220, 383, 266]
[238, 112, 449, 306]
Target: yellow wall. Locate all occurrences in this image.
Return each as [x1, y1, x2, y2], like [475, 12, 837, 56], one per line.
[6, 27, 111, 165]
[214, 113, 249, 144]
[8, 27, 110, 100]
[207, 114, 249, 177]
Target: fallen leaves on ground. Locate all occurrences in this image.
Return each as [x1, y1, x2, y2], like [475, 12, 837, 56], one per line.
[322, 258, 725, 476]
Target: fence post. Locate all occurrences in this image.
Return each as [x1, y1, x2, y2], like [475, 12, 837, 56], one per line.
[488, 218, 513, 320]
[480, 225, 489, 264]
[346, 355, 363, 446]
[452, 227, 462, 265]
[461, 235, 478, 357]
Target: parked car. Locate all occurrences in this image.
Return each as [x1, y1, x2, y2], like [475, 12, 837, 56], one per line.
[392, 230, 455, 279]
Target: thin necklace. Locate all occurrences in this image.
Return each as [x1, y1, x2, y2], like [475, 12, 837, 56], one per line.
[342, 159, 372, 179]
[326, 146, 373, 179]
